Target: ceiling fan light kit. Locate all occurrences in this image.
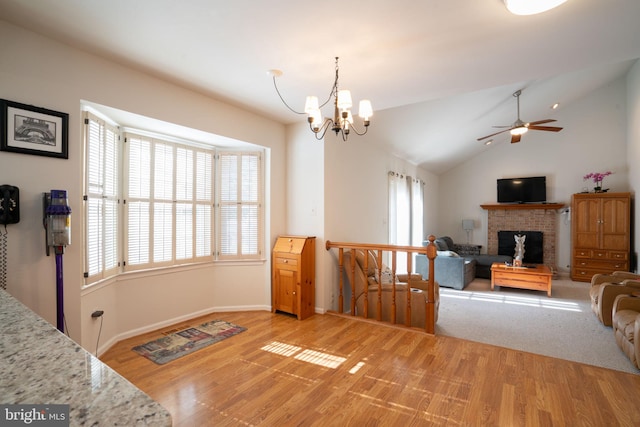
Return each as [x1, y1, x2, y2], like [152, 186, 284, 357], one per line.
[270, 57, 372, 141]
[504, 0, 568, 16]
[477, 89, 563, 144]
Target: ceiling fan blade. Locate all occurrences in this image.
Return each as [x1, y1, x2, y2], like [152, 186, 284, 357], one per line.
[477, 128, 512, 141]
[528, 125, 563, 132]
[527, 119, 556, 126]
[511, 134, 521, 144]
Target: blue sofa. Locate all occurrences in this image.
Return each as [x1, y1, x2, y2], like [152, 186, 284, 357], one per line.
[415, 236, 511, 289]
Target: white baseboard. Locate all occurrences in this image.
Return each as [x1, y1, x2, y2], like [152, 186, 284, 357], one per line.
[96, 304, 270, 357]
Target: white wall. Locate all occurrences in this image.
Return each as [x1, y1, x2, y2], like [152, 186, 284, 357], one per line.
[626, 61, 640, 268]
[0, 20, 286, 352]
[437, 76, 630, 275]
[319, 130, 439, 311]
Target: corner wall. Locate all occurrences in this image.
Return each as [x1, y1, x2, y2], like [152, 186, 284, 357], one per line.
[0, 20, 286, 351]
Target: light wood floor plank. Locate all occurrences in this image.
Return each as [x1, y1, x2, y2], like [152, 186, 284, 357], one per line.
[100, 311, 640, 426]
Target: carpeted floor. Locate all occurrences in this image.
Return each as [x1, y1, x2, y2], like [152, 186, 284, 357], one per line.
[435, 277, 639, 375]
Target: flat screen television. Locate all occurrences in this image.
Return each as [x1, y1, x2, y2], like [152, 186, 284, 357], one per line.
[497, 176, 546, 203]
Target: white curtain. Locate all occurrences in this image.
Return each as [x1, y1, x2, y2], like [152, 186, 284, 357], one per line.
[411, 177, 424, 247]
[388, 172, 411, 272]
[389, 172, 425, 273]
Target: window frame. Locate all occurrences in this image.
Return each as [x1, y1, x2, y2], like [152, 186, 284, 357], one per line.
[83, 109, 265, 286]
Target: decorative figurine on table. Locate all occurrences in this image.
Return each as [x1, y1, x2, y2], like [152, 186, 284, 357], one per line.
[514, 234, 526, 267]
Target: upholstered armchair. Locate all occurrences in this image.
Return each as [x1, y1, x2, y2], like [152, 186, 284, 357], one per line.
[590, 272, 640, 326]
[611, 294, 640, 370]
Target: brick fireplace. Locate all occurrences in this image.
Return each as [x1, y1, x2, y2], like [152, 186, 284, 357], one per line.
[481, 203, 563, 271]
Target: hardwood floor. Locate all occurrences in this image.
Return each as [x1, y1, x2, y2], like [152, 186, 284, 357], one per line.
[101, 311, 640, 426]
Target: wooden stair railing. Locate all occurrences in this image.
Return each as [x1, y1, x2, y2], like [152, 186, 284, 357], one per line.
[326, 235, 438, 334]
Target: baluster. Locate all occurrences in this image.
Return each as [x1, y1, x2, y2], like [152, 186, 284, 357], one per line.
[338, 248, 344, 313]
[376, 250, 383, 321]
[350, 249, 357, 317]
[391, 250, 397, 324]
[359, 250, 366, 318]
[405, 251, 413, 327]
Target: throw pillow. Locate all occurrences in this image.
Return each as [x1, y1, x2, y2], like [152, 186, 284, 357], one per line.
[437, 250, 460, 257]
[434, 239, 449, 251]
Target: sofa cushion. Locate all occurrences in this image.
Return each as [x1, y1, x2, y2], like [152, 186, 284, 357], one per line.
[354, 249, 377, 277]
[614, 310, 637, 343]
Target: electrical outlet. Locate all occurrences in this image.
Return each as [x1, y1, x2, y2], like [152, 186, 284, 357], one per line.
[91, 310, 104, 318]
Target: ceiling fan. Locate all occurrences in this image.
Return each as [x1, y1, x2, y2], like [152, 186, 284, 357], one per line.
[477, 89, 563, 144]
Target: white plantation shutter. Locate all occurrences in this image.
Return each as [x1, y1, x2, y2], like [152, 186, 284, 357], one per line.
[84, 112, 120, 284]
[218, 152, 262, 259]
[124, 132, 215, 271]
[85, 113, 263, 280]
[125, 136, 151, 268]
[195, 152, 213, 257]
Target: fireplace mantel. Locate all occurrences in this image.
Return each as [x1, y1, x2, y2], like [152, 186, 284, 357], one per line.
[481, 203, 564, 211]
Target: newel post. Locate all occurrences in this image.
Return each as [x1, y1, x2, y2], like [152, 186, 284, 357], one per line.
[425, 234, 437, 334]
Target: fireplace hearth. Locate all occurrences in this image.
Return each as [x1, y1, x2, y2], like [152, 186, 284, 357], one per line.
[498, 231, 543, 264]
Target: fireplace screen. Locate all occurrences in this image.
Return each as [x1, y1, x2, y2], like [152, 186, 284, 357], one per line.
[498, 231, 543, 264]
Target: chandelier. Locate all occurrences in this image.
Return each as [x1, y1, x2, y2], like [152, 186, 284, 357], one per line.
[269, 57, 373, 141]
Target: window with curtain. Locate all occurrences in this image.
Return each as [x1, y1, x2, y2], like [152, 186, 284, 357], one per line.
[388, 171, 424, 273]
[83, 111, 263, 284]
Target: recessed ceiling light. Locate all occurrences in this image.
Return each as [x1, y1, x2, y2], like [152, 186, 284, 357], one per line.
[504, 0, 568, 15]
[551, 103, 559, 109]
[484, 139, 493, 146]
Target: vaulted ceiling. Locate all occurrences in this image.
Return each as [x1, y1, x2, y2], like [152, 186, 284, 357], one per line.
[2, 0, 640, 173]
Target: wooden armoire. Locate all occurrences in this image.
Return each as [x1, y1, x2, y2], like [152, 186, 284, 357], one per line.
[571, 192, 631, 282]
[272, 235, 316, 319]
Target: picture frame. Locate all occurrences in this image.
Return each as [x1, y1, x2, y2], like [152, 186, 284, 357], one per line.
[0, 99, 68, 159]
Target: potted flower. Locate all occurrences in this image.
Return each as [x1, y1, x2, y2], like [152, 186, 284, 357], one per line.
[583, 171, 612, 192]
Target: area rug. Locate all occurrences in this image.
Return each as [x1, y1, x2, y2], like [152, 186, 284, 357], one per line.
[435, 278, 639, 374]
[132, 320, 246, 365]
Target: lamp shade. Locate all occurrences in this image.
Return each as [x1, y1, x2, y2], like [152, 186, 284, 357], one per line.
[504, 0, 568, 15]
[358, 99, 373, 120]
[304, 96, 319, 114]
[462, 219, 474, 231]
[337, 90, 352, 110]
[510, 126, 528, 136]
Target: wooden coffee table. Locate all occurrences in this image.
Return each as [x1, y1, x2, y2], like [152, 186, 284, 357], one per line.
[490, 263, 553, 297]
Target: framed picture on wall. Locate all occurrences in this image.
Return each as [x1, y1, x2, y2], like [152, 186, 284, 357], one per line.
[0, 99, 69, 159]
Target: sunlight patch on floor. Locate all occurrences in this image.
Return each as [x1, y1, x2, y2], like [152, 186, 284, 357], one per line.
[440, 289, 582, 312]
[260, 341, 349, 369]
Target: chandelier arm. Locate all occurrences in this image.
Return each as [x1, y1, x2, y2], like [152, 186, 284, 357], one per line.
[344, 121, 369, 136]
[272, 76, 306, 115]
[310, 118, 334, 140]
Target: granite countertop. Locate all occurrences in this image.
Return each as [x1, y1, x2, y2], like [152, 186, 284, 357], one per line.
[0, 289, 172, 426]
